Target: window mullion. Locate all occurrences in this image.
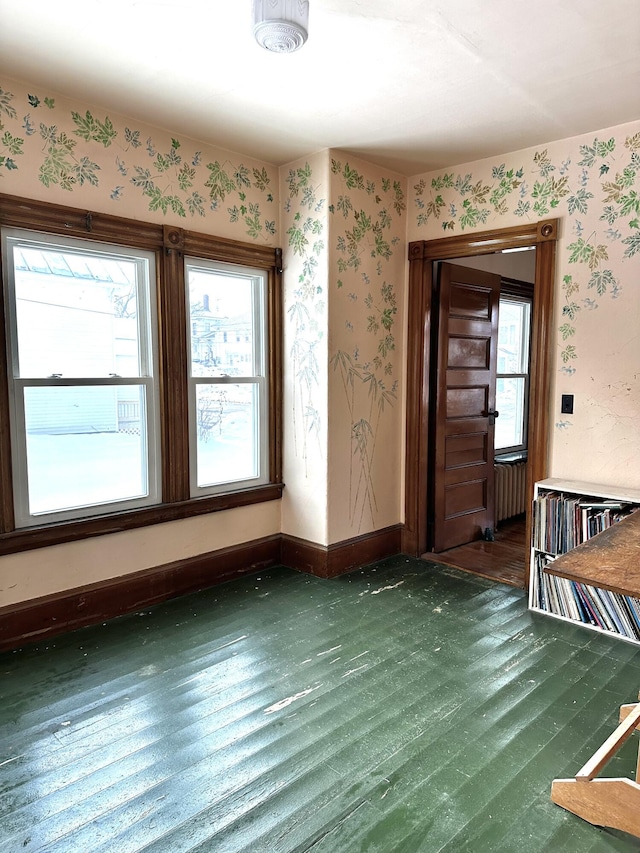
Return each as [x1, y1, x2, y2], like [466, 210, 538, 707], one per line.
[158, 236, 190, 503]
[267, 264, 283, 485]
[0, 335, 14, 532]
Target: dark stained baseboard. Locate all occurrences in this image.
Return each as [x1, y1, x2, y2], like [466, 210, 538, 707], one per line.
[281, 524, 403, 579]
[0, 534, 281, 652]
[0, 525, 404, 651]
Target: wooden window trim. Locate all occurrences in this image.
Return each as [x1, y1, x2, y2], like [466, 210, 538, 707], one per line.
[0, 193, 283, 555]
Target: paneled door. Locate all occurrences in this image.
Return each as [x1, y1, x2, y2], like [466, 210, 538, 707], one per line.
[432, 262, 500, 552]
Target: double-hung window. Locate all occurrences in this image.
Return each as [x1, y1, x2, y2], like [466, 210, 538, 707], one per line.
[0, 195, 283, 551]
[495, 294, 532, 455]
[2, 229, 160, 526]
[186, 259, 269, 495]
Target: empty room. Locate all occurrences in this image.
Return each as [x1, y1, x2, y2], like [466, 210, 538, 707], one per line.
[1, 1, 639, 850]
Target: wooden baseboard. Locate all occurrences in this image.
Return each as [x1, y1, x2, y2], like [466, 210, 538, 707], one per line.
[281, 524, 403, 579]
[0, 525, 405, 650]
[0, 534, 281, 651]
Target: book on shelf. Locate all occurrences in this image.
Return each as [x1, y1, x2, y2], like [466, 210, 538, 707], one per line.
[532, 489, 636, 556]
[530, 481, 640, 645]
[532, 544, 640, 641]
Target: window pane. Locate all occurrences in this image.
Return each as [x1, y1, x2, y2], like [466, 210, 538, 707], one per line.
[497, 299, 530, 374]
[187, 267, 255, 378]
[195, 383, 259, 487]
[495, 377, 526, 450]
[13, 246, 142, 378]
[23, 385, 149, 515]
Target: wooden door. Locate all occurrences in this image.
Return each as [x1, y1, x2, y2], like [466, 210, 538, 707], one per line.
[431, 262, 500, 552]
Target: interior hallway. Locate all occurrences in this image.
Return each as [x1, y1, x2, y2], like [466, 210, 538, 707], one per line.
[1, 556, 638, 852]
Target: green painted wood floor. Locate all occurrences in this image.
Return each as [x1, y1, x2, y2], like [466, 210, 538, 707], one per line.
[2, 557, 640, 853]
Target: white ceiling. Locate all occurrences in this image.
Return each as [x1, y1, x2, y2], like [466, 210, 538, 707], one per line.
[1, 0, 639, 176]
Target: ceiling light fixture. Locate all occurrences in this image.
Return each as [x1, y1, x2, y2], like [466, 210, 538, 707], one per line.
[252, 0, 310, 53]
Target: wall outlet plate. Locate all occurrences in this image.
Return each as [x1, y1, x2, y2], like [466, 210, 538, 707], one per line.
[561, 394, 574, 415]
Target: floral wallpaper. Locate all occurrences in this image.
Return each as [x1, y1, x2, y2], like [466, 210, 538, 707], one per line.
[280, 151, 406, 542]
[329, 156, 406, 536]
[409, 120, 640, 487]
[0, 80, 278, 242]
[280, 154, 330, 544]
[412, 129, 639, 369]
[282, 158, 328, 467]
[4, 72, 637, 524]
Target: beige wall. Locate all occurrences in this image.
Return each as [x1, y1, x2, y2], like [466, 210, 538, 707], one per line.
[0, 503, 280, 607]
[0, 78, 283, 606]
[327, 152, 407, 542]
[279, 150, 407, 545]
[409, 120, 640, 489]
[280, 152, 330, 544]
[0, 77, 280, 242]
[1, 72, 638, 608]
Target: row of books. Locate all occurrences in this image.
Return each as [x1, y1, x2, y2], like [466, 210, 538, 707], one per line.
[532, 491, 635, 556]
[533, 553, 640, 641]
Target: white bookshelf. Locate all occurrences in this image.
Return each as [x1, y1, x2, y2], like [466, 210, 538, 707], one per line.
[529, 478, 640, 646]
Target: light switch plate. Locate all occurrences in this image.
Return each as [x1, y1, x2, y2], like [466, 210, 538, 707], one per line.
[561, 394, 574, 415]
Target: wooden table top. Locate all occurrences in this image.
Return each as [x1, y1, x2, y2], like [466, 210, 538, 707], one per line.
[545, 510, 640, 598]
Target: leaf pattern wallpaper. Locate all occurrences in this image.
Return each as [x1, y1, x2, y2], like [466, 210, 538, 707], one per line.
[282, 158, 328, 464]
[2, 70, 638, 516]
[0, 81, 278, 242]
[410, 120, 640, 485]
[328, 157, 406, 537]
[411, 129, 639, 369]
[281, 152, 406, 541]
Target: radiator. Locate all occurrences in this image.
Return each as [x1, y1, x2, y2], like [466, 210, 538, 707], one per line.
[495, 461, 527, 523]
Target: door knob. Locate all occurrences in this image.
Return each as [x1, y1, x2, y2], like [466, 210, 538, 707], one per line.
[487, 410, 500, 424]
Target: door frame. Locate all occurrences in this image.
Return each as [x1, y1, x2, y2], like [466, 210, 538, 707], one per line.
[403, 219, 558, 586]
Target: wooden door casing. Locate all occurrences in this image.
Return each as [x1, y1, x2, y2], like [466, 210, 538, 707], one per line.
[404, 219, 558, 590]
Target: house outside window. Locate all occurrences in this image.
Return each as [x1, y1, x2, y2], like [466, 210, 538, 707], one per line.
[0, 196, 283, 550]
[2, 229, 160, 526]
[186, 259, 268, 496]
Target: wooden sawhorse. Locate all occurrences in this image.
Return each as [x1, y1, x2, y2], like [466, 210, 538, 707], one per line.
[551, 697, 640, 838]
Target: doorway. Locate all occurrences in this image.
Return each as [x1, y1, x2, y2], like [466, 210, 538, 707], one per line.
[403, 219, 558, 589]
[430, 515, 528, 586]
[429, 261, 502, 553]
[427, 255, 534, 586]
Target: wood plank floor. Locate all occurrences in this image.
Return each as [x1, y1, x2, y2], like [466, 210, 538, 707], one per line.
[1, 557, 640, 852]
[428, 516, 528, 588]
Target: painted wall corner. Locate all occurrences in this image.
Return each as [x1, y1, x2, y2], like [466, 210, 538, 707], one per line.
[279, 151, 331, 544]
[326, 152, 407, 543]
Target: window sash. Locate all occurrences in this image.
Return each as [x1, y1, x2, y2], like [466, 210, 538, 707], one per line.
[2, 228, 161, 527]
[10, 377, 160, 526]
[185, 258, 269, 497]
[496, 293, 532, 454]
[189, 377, 268, 494]
[4, 230, 155, 380]
[495, 375, 529, 454]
